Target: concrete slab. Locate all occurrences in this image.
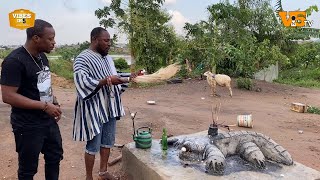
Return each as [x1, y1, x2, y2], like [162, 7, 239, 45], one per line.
[122, 131, 320, 180]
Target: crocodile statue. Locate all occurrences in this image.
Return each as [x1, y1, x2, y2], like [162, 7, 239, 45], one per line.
[168, 131, 293, 175]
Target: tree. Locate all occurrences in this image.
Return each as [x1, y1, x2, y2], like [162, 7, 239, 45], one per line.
[78, 41, 90, 53]
[95, 0, 178, 73]
[181, 0, 288, 78]
[55, 41, 90, 61]
[275, 0, 320, 40]
[288, 42, 320, 69]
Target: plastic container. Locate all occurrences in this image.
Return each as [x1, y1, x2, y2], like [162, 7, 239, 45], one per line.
[147, 100, 156, 105]
[237, 114, 253, 128]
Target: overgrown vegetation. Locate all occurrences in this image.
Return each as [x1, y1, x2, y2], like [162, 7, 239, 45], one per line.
[274, 68, 320, 88]
[274, 42, 320, 88]
[307, 106, 320, 115]
[2, 0, 320, 90]
[49, 59, 74, 80]
[129, 81, 166, 88]
[0, 49, 12, 59]
[176, 0, 291, 78]
[114, 58, 129, 70]
[236, 78, 254, 90]
[95, 0, 178, 73]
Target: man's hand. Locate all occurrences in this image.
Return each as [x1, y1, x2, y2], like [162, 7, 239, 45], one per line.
[52, 96, 61, 122]
[54, 114, 62, 122]
[129, 70, 144, 82]
[99, 76, 112, 86]
[110, 75, 130, 85]
[130, 72, 138, 80]
[102, 74, 145, 86]
[44, 103, 62, 121]
[110, 75, 122, 84]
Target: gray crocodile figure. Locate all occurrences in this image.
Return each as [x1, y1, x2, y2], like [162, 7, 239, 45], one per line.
[168, 131, 293, 175]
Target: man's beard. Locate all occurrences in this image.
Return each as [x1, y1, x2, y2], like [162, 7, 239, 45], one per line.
[97, 47, 108, 57]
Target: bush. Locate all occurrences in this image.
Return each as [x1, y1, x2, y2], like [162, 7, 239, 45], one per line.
[236, 77, 254, 90]
[274, 67, 320, 88]
[307, 106, 320, 115]
[176, 65, 189, 78]
[114, 58, 129, 70]
[0, 49, 12, 59]
[130, 81, 166, 88]
[49, 59, 74, 80]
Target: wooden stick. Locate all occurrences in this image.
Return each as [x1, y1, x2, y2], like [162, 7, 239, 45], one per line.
[211, 104, 215, 125]
[108, 155, 122, 166]
[216, 102, 221, 122]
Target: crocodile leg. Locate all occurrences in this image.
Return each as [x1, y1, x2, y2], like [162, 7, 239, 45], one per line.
[237, 141, 266, 169]
[204, 145, 226, 175]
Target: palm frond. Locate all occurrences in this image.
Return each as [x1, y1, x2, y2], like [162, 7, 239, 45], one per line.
[275, 0, 283, 12]
[306, 5, 319, 17]
[274, 0, 283, 23]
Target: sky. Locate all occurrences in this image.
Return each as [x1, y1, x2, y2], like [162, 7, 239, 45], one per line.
[1, 0, 320, 45]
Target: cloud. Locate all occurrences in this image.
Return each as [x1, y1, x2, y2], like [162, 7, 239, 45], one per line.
[52, 9, 127, 45]
[101, 0, 112, 5]
[164, 0, 177, 5]
[52, 10, 105, 45]
[63, 0, 77, 11]
[168, 10, 190, 35]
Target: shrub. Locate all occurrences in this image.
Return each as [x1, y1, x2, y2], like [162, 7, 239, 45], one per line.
[176, 65, 189, 78]
[307, 106, 320, 115]
[236, 77, 254, 90]
[274, 67, 320, 88]
[49, 59, 74, 80]
[114, 58, 129, 70]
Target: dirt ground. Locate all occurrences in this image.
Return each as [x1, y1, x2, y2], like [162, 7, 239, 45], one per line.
[0, 78, 320, 180]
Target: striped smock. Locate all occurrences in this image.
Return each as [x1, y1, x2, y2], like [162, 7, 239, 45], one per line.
[72, 49, 125, 141]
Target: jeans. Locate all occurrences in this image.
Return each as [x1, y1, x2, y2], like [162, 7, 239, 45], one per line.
[85, 117, 116, 155]
[12, 122, 63, 180]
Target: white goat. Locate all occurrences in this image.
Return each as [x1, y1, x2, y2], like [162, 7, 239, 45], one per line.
[203, 71, 232, 97]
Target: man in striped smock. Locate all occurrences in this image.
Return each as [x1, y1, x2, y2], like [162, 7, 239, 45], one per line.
[73, 27, 134, 180]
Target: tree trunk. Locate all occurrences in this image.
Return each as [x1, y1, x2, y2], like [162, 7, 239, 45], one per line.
[129, 0, 135, 74]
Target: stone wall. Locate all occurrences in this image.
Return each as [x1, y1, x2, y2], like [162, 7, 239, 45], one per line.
[254, 62, 279, 82]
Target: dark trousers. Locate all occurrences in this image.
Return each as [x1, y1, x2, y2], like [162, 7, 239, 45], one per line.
[12, 123, 63, 180]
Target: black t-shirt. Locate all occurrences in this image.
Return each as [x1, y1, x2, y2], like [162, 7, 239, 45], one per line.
[1, 46, 54, 128]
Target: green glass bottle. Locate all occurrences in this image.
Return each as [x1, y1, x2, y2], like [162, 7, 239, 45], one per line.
[161, 128, 168, 150]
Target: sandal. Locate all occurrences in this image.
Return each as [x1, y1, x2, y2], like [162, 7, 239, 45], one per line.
[98, 171, 118, 180]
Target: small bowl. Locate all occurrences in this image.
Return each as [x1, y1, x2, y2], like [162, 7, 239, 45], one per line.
[147, 100, 156, 105]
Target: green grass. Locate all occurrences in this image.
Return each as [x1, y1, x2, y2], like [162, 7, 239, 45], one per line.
[49, 59, 74, 80]
[307, 106, 320, 115]
[119, 65, 146, 73]
[274, 67, 320, 88]
[130, 81, 166, 88]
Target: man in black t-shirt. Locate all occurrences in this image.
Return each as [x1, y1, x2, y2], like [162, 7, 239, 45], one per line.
[1, 19, 63, 180]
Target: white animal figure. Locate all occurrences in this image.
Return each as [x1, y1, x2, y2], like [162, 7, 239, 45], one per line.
[203, 71, 232, 97]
